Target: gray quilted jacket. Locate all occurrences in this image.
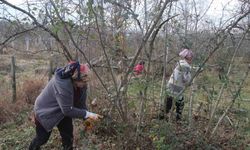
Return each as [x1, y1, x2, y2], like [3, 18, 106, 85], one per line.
[34, 69, 87, 132]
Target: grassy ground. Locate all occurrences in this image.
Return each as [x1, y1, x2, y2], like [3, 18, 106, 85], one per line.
[0, 105, 248, 149]
[0, 54, 250, 149]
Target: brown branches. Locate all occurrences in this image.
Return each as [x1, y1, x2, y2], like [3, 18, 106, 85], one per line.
[48, 0, 109, 94]
[0, 0, 73, 60]
[0, 27, 37, 46]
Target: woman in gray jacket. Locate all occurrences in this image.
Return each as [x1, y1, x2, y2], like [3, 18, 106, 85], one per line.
[165, 48, 193, 121]
[29, 61, 102, 150]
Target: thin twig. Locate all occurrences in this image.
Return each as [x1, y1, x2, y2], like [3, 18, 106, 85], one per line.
[49, 0, 110, 94]
[206, 27, 249, 136]
[1, 0, 73, 60]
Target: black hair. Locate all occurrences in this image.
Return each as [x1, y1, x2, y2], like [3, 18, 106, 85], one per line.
[61, 61, 80, 79]
[139, 61, 145, 65]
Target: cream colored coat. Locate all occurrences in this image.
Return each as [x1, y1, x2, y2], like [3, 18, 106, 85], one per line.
[167, 59, 192, 96]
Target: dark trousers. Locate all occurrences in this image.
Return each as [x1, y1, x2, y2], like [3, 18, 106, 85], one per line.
[165, 96, 184, 120]
[29, 117, 73, 150]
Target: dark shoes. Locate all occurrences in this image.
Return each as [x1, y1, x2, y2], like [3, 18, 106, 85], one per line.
[62, 145, 73, 150]
[159, 96, 184, 121]
[176, 113, 182, 121]
[158, 112, 165, 120]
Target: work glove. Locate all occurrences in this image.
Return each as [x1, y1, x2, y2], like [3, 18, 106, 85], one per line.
[85, 111, 103, 120]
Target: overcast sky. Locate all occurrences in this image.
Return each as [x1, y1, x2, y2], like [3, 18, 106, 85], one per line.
[6, 0, 238, 12]
[7, 0, 238, 9]
[5, 0, 238, 21]
[207, 0, 238, 17]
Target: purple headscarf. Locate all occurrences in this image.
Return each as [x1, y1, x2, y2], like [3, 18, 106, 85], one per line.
[179, 49, 193, 59]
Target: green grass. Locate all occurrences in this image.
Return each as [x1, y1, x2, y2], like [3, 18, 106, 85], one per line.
[0, 121, 34, 149]
[1, 54, 250, 149]
[127, 77, 162, 98]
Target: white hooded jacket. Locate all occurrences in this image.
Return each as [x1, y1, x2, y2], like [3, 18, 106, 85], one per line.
[167, 59, 191, 95]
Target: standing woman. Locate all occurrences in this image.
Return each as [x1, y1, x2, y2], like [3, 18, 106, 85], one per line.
[29, 61, 102, 150]
[165, 48, 194, 120]
[133, 60, 145, 75]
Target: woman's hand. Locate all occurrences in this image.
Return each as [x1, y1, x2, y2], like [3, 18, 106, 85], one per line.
[85, 111, 103, 120]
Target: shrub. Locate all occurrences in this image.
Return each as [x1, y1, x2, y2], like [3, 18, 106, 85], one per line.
[21, 78, 45, 105]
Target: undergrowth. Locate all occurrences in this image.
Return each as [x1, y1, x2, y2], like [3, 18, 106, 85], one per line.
[0, 64, 249, 149]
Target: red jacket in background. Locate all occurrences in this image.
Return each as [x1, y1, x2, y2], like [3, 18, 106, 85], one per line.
[134, 64, 144, 75]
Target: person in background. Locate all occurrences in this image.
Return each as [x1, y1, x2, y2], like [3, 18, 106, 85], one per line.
[133, 60, 145, 76]
[164, 48, 194, 121]
[29, 61, 102, 150]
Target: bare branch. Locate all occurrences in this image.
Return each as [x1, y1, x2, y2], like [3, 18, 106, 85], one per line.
[48, 0, 110, 94]
[0, 27, 37, 46]
[0, 0, 73, 60]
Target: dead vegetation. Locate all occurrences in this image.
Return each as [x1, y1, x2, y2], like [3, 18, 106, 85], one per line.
[0, 52, 249, 149]
[0, 74, 249, 149]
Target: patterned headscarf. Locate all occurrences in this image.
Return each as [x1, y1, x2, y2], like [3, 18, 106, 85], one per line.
[59, 61, 90, 81]
[179, 49, 193, 59]
[70, 62, 90, 81]
[79, 64, 90, 75]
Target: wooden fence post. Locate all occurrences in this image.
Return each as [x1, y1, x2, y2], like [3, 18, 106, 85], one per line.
[11, 56, 16, 102]
[48, 59, 53, 81]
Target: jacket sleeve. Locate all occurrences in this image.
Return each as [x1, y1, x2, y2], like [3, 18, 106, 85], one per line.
[173, 63, 181, 81]
[183, 71, 191, 83]
[74, 86, 88, 110]
[181, 65, 192, 84]
[80, 86, 88, 110]
[56, 92, 87, 118]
